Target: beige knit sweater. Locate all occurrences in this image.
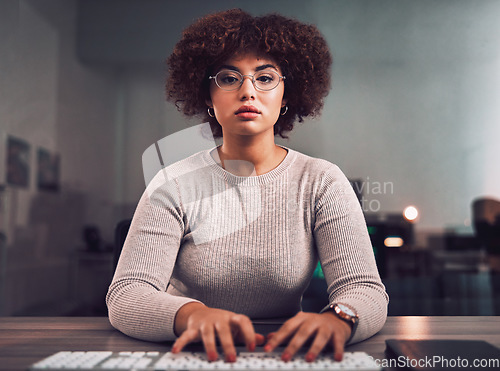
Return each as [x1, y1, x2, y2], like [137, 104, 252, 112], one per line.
[106, 147, 388, 343]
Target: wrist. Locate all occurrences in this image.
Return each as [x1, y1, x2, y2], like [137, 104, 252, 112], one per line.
[174, 302, 206, 336]
[321, 303, 358, 343]
[321, 310, 352, 330]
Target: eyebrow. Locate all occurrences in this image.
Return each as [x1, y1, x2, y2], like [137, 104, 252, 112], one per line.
[217, 63, 279, 73]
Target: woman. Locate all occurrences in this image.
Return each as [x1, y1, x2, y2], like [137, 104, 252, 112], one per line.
[107, 8, 388, 364]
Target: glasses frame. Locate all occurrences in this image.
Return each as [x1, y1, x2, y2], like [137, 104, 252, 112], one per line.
[209, 70, 286, 91]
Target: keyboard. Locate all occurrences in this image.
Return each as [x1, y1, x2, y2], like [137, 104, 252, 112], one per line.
[29, 350, 381, 370]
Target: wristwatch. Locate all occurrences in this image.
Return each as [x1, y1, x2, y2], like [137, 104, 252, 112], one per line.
[325, 303, 359, 342]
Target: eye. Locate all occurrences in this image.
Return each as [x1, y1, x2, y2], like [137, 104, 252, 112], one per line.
[255, 72, 276, 85]
[217, 71, 241, 86]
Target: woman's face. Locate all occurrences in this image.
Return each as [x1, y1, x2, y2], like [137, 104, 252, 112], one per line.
[207, 52, 287, 139]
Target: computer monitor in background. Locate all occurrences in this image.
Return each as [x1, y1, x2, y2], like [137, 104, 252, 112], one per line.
[365, 213, 415, 278]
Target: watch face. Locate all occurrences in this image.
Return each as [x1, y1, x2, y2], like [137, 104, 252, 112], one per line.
[337, 304, 355, 317]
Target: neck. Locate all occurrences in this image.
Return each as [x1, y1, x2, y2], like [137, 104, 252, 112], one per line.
[216, 135, 286, 176]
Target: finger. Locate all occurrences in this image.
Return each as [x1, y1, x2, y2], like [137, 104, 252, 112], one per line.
[332, 331, 346, 362]
[199, 324, 218, 362]
[281, 324, 318, 361]
[304, 329, 332, 362]
[265, 329, 296, 352]
[255, 333, 266, 346]
[230, 315, 256, 351]
[215, 322, 237, 362]
[172, 328, 200, 353]
[264, 316, 303, 352]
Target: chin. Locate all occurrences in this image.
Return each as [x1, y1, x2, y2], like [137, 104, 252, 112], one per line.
[224, 122, 262, 133]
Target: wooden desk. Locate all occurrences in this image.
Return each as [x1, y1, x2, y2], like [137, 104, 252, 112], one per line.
[0, 316, 499, 370]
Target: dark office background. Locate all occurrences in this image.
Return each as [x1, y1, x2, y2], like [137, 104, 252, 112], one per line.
[0, 0, 499, 317]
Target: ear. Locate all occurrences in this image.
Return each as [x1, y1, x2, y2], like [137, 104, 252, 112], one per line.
[281, 98, 288, 107]
[205, 99, 213, 108]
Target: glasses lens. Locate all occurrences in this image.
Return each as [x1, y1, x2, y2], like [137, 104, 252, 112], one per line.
[254, 70, 280, 91]
[216, 71, 242, 90]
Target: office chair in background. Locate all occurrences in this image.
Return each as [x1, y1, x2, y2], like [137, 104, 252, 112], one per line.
[472, 197, 500, 271]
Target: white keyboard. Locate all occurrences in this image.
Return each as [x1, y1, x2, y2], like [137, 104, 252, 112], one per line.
[30, 350, 381, 370]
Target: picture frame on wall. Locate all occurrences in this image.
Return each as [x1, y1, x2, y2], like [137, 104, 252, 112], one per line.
[6, 135, 30, 188]
[37, 147, 60, 192]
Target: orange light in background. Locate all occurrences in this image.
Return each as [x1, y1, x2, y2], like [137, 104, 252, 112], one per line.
[403, 205, 419, 222]
[384, 237, 404, 247]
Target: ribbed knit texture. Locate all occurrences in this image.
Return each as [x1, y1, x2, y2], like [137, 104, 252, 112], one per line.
[106, 147, 388, 344]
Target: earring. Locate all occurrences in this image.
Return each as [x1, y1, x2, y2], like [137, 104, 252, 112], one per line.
[207, 107, 215, 118]
[280, 106, 288, 116]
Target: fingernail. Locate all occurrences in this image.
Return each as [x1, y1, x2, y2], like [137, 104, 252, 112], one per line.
[248, 342, 256, 352]
[226, 353, 236, 363]
[208, 351, 218, 362]
[281, 352, 291, 362]
[171, 345, 179, 353]
[264, 345, 272, 352]
[305, 352, 316, 362]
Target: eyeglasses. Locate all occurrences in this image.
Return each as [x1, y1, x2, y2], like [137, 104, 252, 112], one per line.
[209, 69, 286, 91]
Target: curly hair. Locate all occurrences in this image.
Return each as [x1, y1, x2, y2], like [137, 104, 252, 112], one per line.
[166, 9, 332, 138]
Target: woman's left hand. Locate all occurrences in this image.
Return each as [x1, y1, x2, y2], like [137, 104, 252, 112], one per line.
[263, 311, 352, 362]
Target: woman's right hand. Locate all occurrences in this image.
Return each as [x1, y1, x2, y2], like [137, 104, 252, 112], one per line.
[172, 303, 265, 362]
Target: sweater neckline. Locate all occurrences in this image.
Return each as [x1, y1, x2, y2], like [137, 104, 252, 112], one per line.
[202, 146, 296, 186]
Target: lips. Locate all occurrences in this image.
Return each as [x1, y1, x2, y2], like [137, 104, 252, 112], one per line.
[235, 105, 260, 114]
[235, 105, 260, 120]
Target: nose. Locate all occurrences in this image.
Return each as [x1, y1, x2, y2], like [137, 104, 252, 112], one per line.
[238, 75, 256, 100]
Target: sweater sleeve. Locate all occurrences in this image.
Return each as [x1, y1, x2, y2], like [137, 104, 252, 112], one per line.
[313, 164, 389, 344]
[106, 174, 201, 341]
